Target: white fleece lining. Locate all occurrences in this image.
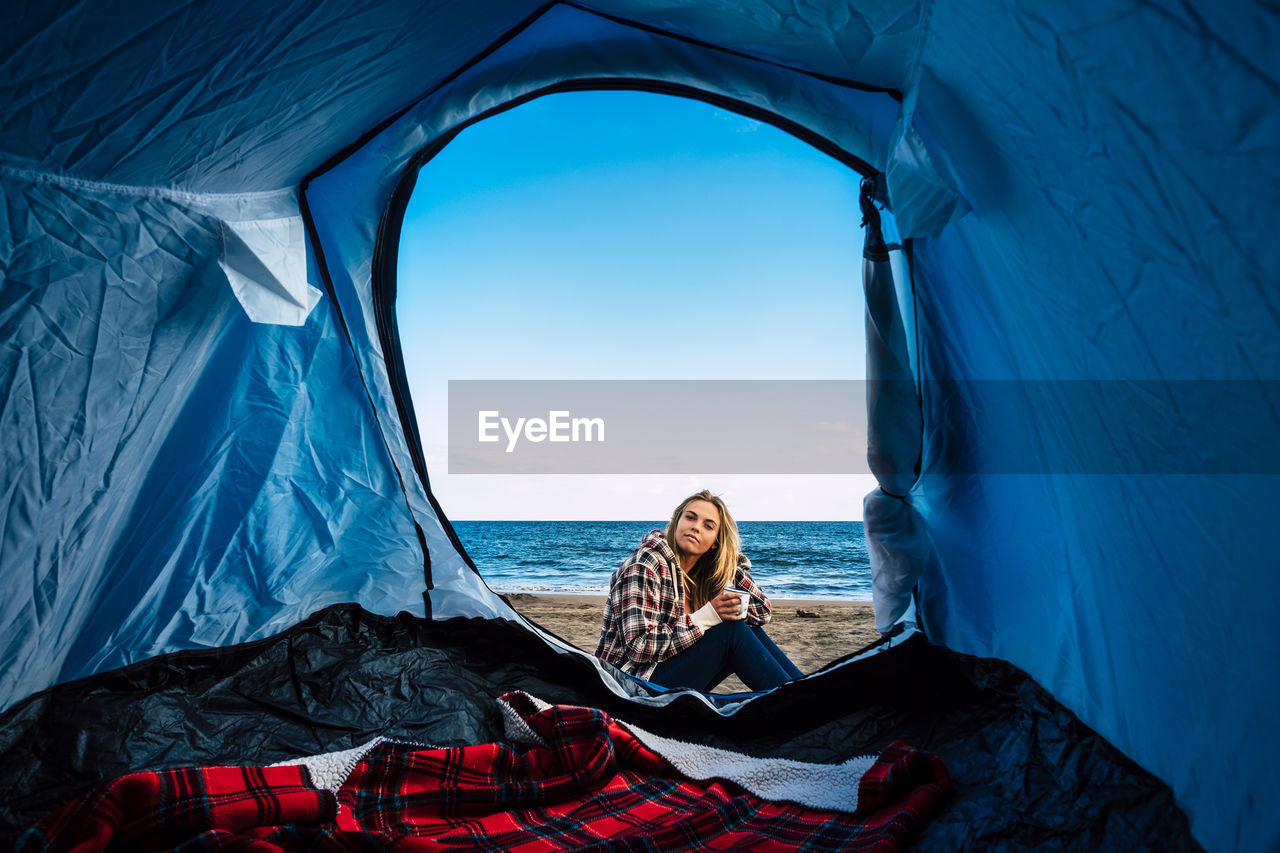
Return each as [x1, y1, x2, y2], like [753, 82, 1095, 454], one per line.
[499, 692, 874, 814]
[270, 737, 387, 792]
[270, 735, 449, 793]
[272, 692, 875, 813]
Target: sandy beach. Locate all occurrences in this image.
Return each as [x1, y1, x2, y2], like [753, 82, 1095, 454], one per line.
[502, 593, 879, 693]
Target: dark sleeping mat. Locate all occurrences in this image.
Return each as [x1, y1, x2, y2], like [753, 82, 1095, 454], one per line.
[0, 603, 1200, 851]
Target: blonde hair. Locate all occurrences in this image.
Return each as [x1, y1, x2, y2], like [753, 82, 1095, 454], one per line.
[665, 490, 740, 611]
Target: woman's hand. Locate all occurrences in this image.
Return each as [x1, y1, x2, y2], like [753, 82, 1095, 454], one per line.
[710, 589, 747, 621]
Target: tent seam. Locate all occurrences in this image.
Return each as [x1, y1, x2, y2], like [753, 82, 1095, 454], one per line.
[907, 0, 938, 89]
[0, 159, 296, 208]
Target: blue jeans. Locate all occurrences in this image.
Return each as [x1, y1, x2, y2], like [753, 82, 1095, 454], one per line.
[650, 620, 803, 692]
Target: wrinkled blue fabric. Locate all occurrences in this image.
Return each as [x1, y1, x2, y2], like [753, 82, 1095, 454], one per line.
[0, 3, 1276, 851]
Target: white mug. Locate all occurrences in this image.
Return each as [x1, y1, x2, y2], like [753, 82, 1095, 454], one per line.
[725, 587, 750, 618]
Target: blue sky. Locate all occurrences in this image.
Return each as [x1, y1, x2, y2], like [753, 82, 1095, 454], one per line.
[397, 90, 875, 520]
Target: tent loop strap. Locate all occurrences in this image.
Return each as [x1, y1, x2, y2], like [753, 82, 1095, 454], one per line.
[860, 175, 889, 263]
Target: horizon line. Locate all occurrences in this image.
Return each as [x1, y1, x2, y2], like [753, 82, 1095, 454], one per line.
[449, 518, 867, 523]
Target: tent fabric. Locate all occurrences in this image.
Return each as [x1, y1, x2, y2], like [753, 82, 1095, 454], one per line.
[1, 2, 1277, 851]
[0, 604, 1197, 851]
[860, 177, 930, 633]
[0, 166, 431, 698]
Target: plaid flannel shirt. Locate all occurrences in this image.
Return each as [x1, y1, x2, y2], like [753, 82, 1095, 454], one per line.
[594, 529, 772, 680]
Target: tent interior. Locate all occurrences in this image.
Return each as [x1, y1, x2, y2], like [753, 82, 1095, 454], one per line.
[1, 2, 1276, 850]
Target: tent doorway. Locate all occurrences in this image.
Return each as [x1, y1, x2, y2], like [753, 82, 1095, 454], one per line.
[392, 89, 882, 684]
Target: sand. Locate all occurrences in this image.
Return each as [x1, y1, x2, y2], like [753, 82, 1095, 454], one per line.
[501, 592, 879, 694]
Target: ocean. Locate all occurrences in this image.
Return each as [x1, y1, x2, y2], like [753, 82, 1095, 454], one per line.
[449, 520, 870, 601]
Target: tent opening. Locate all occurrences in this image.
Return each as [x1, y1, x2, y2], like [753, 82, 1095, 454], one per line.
[392, 88, 885, 686]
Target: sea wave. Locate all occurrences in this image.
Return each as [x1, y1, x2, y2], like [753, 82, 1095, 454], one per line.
[455, 519, 870, 601]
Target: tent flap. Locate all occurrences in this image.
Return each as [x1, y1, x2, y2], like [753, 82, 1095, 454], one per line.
[220, 216, 320, 326]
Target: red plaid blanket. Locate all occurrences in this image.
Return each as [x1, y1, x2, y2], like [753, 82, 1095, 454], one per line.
[20, 693, 949, 851]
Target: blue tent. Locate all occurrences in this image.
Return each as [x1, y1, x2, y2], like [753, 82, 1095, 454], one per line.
[1, 2, 1276, 850]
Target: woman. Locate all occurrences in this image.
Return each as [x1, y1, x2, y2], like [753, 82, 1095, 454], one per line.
[595, 490, 803, 692]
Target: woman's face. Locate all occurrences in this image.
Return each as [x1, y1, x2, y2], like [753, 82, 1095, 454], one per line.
[673, 499, 721, 560]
